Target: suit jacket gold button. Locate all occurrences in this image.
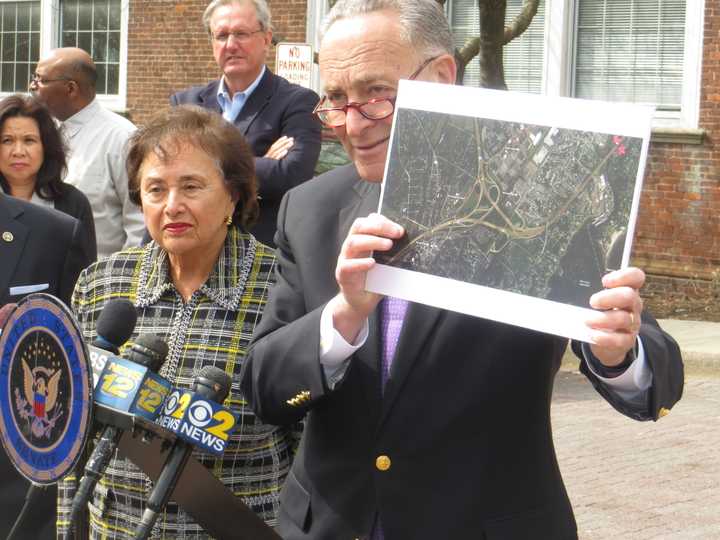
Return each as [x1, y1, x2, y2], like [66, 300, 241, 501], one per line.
[658, 407, 671, 418]
[2, 231, 13, 242]
[375, 455, 391, 471]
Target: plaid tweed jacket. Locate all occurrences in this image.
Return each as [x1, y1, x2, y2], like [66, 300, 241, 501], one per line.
[57, 227, 294, 539]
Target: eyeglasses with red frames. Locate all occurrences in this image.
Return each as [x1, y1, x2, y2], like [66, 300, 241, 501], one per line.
[313, 55, 441, 128]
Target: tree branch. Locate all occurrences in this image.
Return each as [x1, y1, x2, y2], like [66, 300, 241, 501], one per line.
[458, 37, 482, 65]
[503, 0, 539, 44]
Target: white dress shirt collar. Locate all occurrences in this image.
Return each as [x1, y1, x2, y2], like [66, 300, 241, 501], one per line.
[62, 98, 102, 140]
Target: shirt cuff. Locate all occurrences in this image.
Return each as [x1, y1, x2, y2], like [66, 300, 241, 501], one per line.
[319, 297, 369, 388]
[582, 337, 652, 394]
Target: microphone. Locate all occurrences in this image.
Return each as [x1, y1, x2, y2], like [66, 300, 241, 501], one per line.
[70, 334, 169, 526]
[88, 299, 138, 386]
[135, 366, 232, 540]
[93, 299, 137, 354]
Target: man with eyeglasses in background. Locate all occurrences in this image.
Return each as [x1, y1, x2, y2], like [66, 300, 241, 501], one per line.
[171, 0, 321, 247]
[242, 1, 683, 539]
[31, 47, 144, 259]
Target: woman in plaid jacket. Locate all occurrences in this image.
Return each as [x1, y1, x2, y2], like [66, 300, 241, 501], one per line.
[58, 106, 295, 539]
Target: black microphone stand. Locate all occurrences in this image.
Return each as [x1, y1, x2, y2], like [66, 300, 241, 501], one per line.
[134, 367, 231, 540]
[6, 484, 48, 540]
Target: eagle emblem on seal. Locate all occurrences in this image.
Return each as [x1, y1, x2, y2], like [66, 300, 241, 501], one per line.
[14, 358, 64, 439]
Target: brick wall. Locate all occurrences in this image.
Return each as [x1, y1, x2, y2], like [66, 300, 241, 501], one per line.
[633, 0, 720, 315]
[267, 0, 309, 45]
[126, 0, 308, 126]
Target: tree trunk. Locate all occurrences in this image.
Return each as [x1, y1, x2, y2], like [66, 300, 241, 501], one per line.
[477, 0, 507, 90]
[455, 0, 539, 88]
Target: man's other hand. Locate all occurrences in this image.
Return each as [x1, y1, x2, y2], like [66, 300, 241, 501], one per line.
[264, 135, 294, 160]
[586, 267, 645, 367]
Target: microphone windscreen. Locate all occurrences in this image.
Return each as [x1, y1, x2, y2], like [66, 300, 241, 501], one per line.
[0, 303, 17, 330]
[194, 365, 232, 402]
[129, 335, 169, 372]
[96, 299, 137, 347]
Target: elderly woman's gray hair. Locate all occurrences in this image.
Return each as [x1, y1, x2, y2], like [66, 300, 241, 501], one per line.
[203, 0, 272, 33]
[319, 0, 453, 57]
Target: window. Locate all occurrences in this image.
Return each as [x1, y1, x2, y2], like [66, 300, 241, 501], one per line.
[573, 0, 686, 112]
[447, 0, 704, 130]
[503, 0, 545, 93]
[0, 1, 40, 93]
[0, 0, 128, 110]
[60, 0, 122, 95]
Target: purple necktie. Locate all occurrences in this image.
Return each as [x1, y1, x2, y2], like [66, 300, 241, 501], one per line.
[380, 296, 409, 391]
[372, 296, 409, 540]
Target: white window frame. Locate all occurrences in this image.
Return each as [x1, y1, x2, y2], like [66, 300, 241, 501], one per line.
[0, 0, 129, 111]
[305, 0, 329, 94]
[544, 0, 704, 131]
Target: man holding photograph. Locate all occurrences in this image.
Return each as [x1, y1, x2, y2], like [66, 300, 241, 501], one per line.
[243, 1, 684, 539]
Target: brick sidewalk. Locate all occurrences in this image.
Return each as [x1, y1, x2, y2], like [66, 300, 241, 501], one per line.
[552, 370, 720, 539]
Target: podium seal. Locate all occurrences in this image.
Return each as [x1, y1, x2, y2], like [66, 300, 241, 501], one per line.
[0, 294, 92, 484]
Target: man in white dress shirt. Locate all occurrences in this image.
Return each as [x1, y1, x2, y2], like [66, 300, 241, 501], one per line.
[31, 47, 144, 258]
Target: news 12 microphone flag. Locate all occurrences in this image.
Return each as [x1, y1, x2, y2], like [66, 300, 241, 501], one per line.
[0, 294, 93, 484]
[93, 354, 172, 424]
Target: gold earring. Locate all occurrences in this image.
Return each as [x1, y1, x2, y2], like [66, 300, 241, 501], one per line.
[225, 215, 233, 226]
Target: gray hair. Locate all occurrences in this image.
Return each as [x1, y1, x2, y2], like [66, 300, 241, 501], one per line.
[319, 0, 453, 57]
[203, 0, 272, 33]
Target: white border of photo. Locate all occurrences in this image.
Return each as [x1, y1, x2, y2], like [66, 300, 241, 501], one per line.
[365, 79, 654, 343]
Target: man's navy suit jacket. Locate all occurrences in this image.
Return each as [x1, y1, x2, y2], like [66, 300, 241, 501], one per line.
[243, 164, 684, 540]
[0, 193, 93, 540]
[171, 69, 322, 247]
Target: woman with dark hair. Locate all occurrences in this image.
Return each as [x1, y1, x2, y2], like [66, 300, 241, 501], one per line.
[0, 94, 96, 260]
[57, 105, 296, 538]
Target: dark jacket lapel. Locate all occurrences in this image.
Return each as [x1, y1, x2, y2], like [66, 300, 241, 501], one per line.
[336, 174, 385, 411]
[234, 69, 275, 136]
[337, 174, 380, 242]
[0, 196, 29, 304]
[198, 80, 222, 114]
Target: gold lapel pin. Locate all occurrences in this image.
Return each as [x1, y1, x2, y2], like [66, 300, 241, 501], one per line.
[2, 231, 13, 242]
